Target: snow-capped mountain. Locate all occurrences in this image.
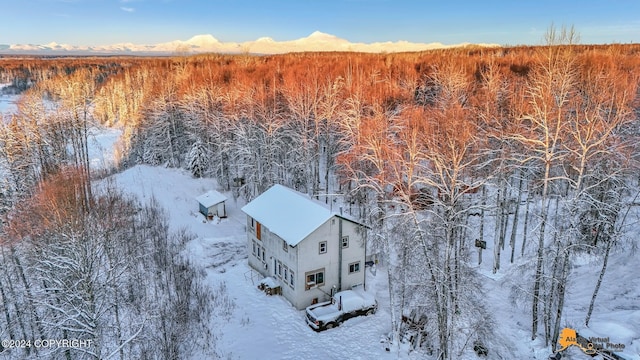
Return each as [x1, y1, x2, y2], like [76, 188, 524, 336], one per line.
[0, 31, 499, 55]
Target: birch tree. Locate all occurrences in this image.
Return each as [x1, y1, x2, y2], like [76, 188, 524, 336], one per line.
[512, 26, 578, 341]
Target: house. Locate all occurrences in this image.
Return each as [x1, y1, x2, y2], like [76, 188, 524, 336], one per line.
[241, 184, 368, 310]
[196, 190, 227, 218]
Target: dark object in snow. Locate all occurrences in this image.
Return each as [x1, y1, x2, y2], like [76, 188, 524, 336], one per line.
[233, 177, 245, 187]
[365, 260, 374, 267]
[401, 309, 429, 351]
[548, 352, 562, 360]
[473, 340, 488, 357]
[475, 239, 487, 249]
[257, 277, 282, 296]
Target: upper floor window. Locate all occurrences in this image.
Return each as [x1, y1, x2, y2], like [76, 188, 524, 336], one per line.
[319, 241, 327, 254]
[341, 236, 349, 249]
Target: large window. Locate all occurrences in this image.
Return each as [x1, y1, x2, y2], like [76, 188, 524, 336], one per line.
[305, 269, 325, 290]
[319, 241, 327, 254]
[349, 261, 361, 274]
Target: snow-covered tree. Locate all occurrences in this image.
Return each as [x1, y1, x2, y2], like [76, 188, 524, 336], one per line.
[186, 140, 209, 178]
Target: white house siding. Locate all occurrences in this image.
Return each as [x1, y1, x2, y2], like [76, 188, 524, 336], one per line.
[247, 216, 300, 306]
[246, 213, 366, 310]
[293, 216, 366, 309]
[266, 230, 298, 306]
[247, 216, 267, 277]
[339, 220, 366, 290]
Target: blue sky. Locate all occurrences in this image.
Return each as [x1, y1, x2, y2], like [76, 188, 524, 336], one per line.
[1, 0, 638, 46]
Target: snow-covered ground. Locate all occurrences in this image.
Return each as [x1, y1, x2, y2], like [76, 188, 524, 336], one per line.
[97, 127, 639, 360]
[86, 126, 122, 170]
[108, 165, 398, 359]
[0, 89, 18, 116]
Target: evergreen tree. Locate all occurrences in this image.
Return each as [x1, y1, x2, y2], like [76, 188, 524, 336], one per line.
[187, 140, 209, 178]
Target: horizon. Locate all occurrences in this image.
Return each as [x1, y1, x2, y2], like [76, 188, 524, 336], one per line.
[1, 1, 639, 47]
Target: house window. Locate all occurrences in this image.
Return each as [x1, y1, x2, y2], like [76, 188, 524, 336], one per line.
[250, 217, 255, 229]
[278, 261, 282, 277]
[290, 271, 295, 288]
[256, 222, 262, 240]
[349, 261, 361, 274]
[305, 269, 325, 290]
[283, 239, 288, 252]
[341, 236, 349, 249]
[261, 246, 265, 261]
[284, 266, 288, 282]
[319, 241, 327, 254]
[252, 241, 256, 255]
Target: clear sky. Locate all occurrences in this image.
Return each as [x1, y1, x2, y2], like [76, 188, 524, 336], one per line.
[1, 0, 638, 46]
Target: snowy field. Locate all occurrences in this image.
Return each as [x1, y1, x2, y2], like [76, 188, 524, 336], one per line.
[0, 95, 17, 116]
[95, 129, 640, 359]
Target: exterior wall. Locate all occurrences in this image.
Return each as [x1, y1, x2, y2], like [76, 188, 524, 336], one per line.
[339, 220, 366, 290]
[247, 215, 268, 278]
[246, 215, 299, 307]
[216, 202, 226, 217]
[199, 203, 208, 217]
[200, 202, 226, 218]
[246, 214, 366, 310]
[293, 218, 340, 308]
[292, 216, 366, 309]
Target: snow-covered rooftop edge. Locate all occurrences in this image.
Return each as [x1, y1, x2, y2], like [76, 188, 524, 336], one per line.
[196, 189, 227, 208]
[241, 184, 365, 246]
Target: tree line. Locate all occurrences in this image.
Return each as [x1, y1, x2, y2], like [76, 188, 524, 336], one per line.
[1, 29, 640, 358]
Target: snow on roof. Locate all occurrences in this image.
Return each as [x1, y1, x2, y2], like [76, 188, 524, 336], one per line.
[196, 190, 227, 208]
[241, 184, 357, 246]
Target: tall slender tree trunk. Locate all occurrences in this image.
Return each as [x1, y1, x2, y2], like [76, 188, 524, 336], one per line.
[521, 186, 532, 257]
[493, 186, 502, 273]
[510, 175, 523, 263]
[551, 248, 570, 352]
[532, 163, 552, 340]
[585, 239, 612, 327]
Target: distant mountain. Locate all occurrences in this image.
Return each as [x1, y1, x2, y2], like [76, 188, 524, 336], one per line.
[0, 32, 500, 55]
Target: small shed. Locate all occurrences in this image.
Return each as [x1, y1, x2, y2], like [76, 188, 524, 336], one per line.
[196, 190, 227, 219]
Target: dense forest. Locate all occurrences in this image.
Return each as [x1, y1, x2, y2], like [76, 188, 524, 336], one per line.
[1, 28, 640, 359]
